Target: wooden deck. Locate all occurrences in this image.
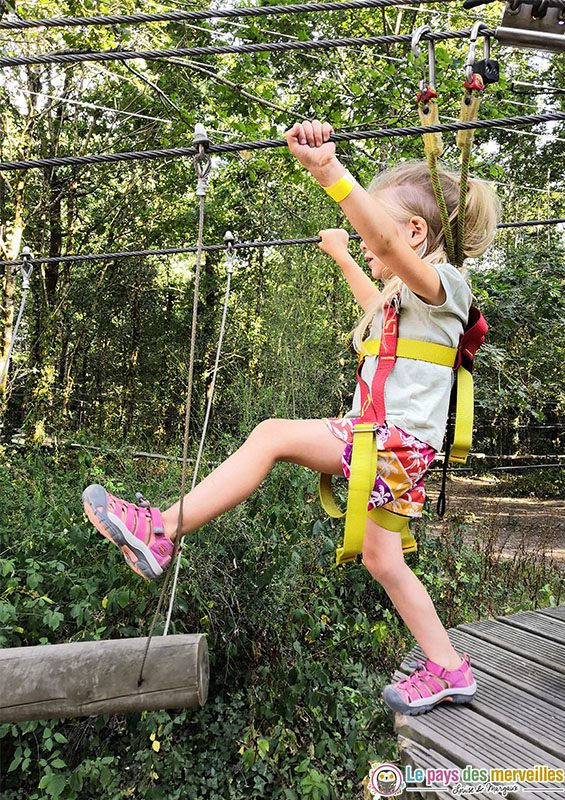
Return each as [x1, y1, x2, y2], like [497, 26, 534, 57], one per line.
[393, 605, 565, 800]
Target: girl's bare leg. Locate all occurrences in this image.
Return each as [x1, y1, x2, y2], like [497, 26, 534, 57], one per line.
[161, 419, 345, 540]
[362, 517, 461, 670]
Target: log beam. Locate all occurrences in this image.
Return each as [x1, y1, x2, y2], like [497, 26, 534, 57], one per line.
[0, 634, 209, 722]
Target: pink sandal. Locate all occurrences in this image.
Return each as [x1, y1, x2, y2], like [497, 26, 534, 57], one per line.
[383, 654, 476, 715]
[82, 484, 174, 580]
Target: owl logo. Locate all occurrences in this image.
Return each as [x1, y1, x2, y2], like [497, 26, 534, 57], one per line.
[368, 762, 405, 798]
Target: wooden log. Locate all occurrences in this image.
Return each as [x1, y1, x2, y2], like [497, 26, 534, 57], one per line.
[0, 634, 209, 722]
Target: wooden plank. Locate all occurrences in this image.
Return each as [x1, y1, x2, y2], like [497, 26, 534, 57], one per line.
[458, 618, 565, 674]
[392, 663, 565, 762]
[537, 606, 565, 622]
[397, 736, 494, 800]
[447, 629, 565, 710]
[498, 610, 565, 644]
[393, 609, 565, 799]
[398, 629, 565, 712]
[394, 705, 565, 800]
[398, 737, 514, 800]
[0, 635, 209, 722]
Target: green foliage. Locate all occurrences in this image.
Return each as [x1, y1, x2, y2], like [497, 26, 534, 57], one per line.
[1, 2, 565, 796]
[0, 450, 563, 798]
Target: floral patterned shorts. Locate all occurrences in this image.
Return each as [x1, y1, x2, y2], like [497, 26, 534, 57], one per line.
[323, 417, 436, 518]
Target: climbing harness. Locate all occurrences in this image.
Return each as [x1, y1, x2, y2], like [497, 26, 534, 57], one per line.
[0, 247, 34, 386]
[319, 297, 488, 564]
[320, 25, 495, 564]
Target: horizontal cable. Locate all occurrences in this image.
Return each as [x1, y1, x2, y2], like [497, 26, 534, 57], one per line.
[498, 217, 565, 228]
[2, 218, 564, 268]
[0, 0, 457, 31]
[8, 435, 563, 468]
[2, 110, 565, 172]
[0, 27, 484, 69]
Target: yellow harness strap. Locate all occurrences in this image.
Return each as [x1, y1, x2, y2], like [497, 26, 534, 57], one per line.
[320, 337, 475, 565]
[319, 425, 417, 566]
[360, 337, 473, 461]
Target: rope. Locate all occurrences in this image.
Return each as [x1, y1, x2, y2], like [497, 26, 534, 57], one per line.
[0, 28, 487, 69]
[428, 156, 456, 265]
[137, 145, 211, 685]
[0, 250, 33, 386]
[2, 110, 565, 173]
[1, 218, 563, 270]
[163, 238, 236, 636]
[0, 0, 458, 31]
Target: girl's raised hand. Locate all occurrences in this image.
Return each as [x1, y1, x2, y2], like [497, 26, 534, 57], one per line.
[285, 120, 339, 179]
[318, 228, 350, 260]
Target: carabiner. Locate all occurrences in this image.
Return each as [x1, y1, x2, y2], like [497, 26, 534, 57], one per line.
[411, 24, 437, 100]
[464, 21, 490, 85]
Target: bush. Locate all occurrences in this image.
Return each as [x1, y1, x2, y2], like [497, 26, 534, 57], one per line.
[0, 446, 562, 798]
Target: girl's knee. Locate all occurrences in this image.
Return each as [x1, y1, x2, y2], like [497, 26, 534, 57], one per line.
[363, 538, 405, 586]
[249, 418, 282, 442]
[247, 418, 287, 456]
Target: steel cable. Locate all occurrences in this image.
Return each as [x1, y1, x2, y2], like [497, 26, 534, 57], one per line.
[0, 28, 487, 69]
[163, 243, 236, 637]
[0, 0, 457, 31]
[1, 219, 564, 270]
[2, 110, 565, 173]
[137, 151, 211, 685]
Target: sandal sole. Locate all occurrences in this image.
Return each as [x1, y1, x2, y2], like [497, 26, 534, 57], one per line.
[82, 483, 163, 581]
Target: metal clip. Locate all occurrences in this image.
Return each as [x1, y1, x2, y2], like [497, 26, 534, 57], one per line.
[20, 246, 33, 289]
[193, 123, 211, 196]
[464, 22, 492, 87]
[411, 25, 437, 101]
[224, 230, 235, 274]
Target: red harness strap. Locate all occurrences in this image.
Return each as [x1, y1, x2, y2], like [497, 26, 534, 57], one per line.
[453, 304, 488, 374]
[357, 297, 399, 425]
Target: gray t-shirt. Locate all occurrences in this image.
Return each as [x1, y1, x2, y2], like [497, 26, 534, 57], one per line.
[345, 262, 472, 451]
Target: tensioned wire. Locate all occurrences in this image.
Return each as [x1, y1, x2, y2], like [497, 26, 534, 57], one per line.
[0, 0, 458, 31]
[1, 218, 564, 270]
[2, 110, 565, 172]
[137, 154, 211, 684]
[162, 244, 235, 638]
[0, 27, 492, 69]
[1, 0, 563, 31]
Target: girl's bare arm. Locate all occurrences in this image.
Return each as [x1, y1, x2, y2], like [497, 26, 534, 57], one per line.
[286, 120, 445, 306]
[318, 228, 380, 312]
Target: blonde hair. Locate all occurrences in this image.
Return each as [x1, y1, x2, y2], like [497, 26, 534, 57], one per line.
[352, 161, 501, 353]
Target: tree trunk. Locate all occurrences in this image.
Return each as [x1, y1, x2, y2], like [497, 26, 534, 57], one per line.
[0, 174, 26, 400]
[0, 635, 209, 723]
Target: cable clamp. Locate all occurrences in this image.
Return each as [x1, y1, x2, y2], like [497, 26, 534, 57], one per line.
[193, 123, 211, 195]
[224, 230, 235, 274]
[20, 246, 34, 289]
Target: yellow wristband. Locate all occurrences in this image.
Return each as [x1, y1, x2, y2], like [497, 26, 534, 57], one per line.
[322, 170, 356, 202]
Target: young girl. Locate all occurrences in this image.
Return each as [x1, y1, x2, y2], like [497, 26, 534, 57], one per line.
[83, 120, 500, 715]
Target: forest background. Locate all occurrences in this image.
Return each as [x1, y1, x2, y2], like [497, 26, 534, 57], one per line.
[0, 0, 564, 798]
